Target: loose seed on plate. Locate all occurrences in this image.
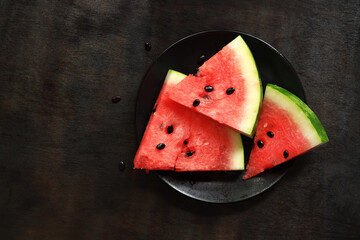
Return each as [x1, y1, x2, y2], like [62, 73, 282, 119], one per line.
[198, 55, 206, 65]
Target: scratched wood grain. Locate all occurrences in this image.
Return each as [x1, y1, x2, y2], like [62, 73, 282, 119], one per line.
[0, 0, 359, 239]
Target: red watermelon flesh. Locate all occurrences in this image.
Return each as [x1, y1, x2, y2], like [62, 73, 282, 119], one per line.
[169, 35, 262, 137]
[243, 84, 329, 179]
[134, 70, 244, 171]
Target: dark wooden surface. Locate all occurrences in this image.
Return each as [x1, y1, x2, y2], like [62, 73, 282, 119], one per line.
[0, 0, 359, 239]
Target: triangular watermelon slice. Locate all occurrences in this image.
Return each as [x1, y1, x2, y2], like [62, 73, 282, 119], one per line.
[134, 70, 244, 171]
[169, 35, 262, 137]
[243, 84, 329, 179]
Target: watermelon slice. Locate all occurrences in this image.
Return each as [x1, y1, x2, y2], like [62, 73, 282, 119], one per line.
[134, 70, 244, 171]
[169, 35, 262, 137]
[242, 84, 329, 179]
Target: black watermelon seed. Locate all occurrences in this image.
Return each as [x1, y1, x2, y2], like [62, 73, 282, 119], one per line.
[156, 143, 165, 150]
[198, 55, 206, 65]
[118, 161, 125, 171]
[204, 85, 213, 92]
[184, 140, 188, 145]
[144, 42, 151, 51]
[193, 99, 200, 107]
[267, 131, 274, 138]
[283, 150, 289, 159]
[167, 125, 173, 134]
[226, 87, 235, 95]
[111, 96, 121, 103]
[186, 151, 195, 157]
[257, 140, 264, 148]
[193, 68, 199, 75]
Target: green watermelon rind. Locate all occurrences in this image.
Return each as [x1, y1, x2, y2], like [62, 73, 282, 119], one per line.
[229, 36, 262, 137]
[166, 69, 186, 85]
[168, 69, 245, 170]
[267, 84, 329, 143]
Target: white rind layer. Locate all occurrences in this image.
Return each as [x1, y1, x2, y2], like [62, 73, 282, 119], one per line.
[228, 36, 262, 137]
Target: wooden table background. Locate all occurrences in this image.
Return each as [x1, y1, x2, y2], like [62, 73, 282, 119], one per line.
[0, 0, 359, 239]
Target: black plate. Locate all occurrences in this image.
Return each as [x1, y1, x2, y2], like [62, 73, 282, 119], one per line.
[135, 30, 305, 203]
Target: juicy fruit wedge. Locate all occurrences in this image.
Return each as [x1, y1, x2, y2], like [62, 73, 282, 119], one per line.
[243, 84, 329, 179]
[169, 35, 262, 137]
[134, 70, 244, 171]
